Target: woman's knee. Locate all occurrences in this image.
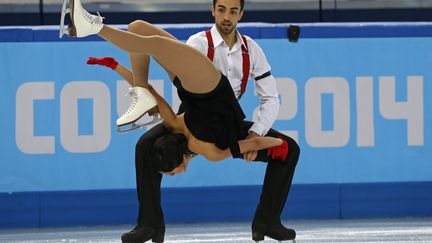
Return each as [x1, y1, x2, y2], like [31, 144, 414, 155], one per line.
[128, 20, 151, 35]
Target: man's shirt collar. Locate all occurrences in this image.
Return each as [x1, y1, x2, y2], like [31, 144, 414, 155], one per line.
[210, 24, 245, 50]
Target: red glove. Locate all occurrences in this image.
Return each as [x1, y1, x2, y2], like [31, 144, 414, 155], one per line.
[86, 57, 118, 70]
[267, 136, 288, 160]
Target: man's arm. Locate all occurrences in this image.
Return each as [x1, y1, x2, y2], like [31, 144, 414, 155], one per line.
[250, 75, 280, 135]
[249, 40, 280, 136]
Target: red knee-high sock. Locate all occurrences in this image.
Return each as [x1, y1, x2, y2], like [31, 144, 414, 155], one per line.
[87, 57, 119, 70]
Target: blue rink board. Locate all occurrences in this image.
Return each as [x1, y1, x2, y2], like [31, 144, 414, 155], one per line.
[1, 23, 432, 228]
[2, 22, 432, 42]
[1, 182, 432, 228]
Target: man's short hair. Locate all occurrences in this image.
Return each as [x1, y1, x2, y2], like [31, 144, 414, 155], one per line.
[213, 0, 245, 11]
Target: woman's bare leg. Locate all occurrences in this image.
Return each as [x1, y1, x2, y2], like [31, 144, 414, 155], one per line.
[110, 21, 176, 87]
[69, 0, 219, 92]
[97, 25, 221, 94]
[127, 20, 177, 87]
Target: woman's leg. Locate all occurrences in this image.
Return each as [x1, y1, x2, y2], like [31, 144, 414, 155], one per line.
[92, 21, 179, 86]
[69, 0, 220, 93]
[87, 22, 182, 129]
[97, 25, 221, 94]
[127, 20, 177, 87]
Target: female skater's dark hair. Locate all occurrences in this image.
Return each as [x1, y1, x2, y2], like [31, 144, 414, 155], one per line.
[152, 133, 189, 172]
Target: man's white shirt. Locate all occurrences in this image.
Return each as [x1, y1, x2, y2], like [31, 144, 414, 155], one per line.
[186, 25, 280, 136]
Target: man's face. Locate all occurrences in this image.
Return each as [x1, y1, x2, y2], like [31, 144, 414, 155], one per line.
[212, 0, 243, 36]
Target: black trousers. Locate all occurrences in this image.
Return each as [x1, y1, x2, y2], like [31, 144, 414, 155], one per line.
[134, 121, 300, 232]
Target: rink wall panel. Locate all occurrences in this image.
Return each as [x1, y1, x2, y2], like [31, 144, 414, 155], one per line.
[1, 23, 432, 228]
[1, 182, 432, 228]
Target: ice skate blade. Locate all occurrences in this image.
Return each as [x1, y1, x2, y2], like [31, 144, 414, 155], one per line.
[117, 115, 163, 134]
[59, 0, 70, 38]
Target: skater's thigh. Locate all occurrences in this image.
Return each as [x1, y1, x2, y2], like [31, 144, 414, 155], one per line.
[150, 36, 221, 94]
[128, 20, 177, 81]
[154, 59, 176, 81]
[128, 20, 178, 41]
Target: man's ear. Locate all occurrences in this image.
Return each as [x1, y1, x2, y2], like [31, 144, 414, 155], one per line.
[239, 10, 244, 21]
[211, 6, 216, 17]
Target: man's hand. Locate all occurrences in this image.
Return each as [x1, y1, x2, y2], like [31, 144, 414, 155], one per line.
[243, 131, 260, 162]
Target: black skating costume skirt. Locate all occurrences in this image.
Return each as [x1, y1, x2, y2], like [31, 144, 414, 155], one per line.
[173, 73, 246, 158]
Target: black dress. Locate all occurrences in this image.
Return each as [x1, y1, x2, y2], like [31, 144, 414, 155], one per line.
[173, 74, 246, 157]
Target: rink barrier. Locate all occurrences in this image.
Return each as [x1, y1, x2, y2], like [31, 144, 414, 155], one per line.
[1, 182, 432, 228]
[2, 22, 432, 42]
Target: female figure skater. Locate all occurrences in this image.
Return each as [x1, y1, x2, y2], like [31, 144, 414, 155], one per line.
[87, 56, 283, 175]
[64, 0, 284, 174]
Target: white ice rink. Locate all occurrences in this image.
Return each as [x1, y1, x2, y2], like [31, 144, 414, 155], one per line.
[1, 218, 432, 243]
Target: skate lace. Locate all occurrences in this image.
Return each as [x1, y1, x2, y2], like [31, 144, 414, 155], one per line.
[81, 8, 104, 25]
[121, 88, 139, 117]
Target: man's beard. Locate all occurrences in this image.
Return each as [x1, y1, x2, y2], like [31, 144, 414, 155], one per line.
[217, 21, 235, 36]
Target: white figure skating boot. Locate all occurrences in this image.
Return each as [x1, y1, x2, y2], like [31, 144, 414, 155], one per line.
[117, 87, 162, 134]
[59, 0, 104, 38]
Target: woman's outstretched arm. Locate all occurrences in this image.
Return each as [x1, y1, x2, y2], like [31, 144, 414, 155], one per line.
[87, 57, 134, 86]
[200, 136, 283, 162]
[147, 85, 181, 132]
[239, 136, 282, 154]
[114, 64, 134, 86]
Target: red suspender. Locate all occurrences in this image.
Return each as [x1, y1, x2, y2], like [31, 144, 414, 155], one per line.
[205, 30, 215, 61]
[205, 29, 250, 99]
[240, 35, 250, 98]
